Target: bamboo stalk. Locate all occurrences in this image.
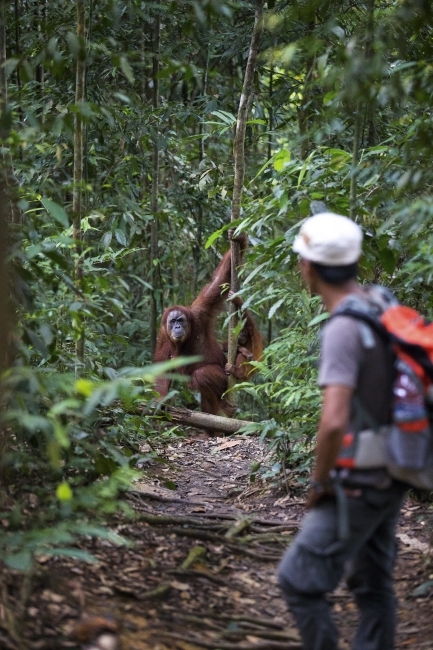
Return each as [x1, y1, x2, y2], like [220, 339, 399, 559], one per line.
[149, 14, 160, 356]
[349, 110, 362, 221]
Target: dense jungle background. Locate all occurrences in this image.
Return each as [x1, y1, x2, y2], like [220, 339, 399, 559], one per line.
[1, 1, 433, 648]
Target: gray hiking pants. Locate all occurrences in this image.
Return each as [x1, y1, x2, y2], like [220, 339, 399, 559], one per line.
[278, 483, 407, 650]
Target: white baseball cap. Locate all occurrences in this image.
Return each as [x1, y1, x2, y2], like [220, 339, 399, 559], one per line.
[292, 212, 363, 266]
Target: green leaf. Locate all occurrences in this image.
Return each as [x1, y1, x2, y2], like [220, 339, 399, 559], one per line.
[323, 90, 337, 105]
[32, 527, 74, 545]
[4, 58, 19, 78]
[250, 152, 279, 182]
[68, 301, 83, 313]
[205, 227, 225, 248]
[77, 525, 129, 546]
[75, 379, 94, 397]
[120, 56, 135, 83]
[7, 413, 51, 433]
[115, 229, 127, 246]
[52, 114, 64, 137]
[40, 198, 69, 228]
[42, 548, 97, 563]
[268, 298, 285, 319]
[66, 32, 80, 56]
[50, 399, 81, 415]
[113, 92, 131, 104]
[52, 420, 70, 449]
[273, 149, 291, 172]
[378, 248, 397, 275]
[56, 482, 73, 501]
[24, 327, 48, 357]
[308, 312, 330, 327]
[43, 249, 69, 270]
[205, 221, 242, 249]
[297, 152, 315, 188]
[210, 110, 236, 126]
[26, 244, 42, 259]
[95, 454, 118, 475]
[39, 323, 54, 345]
[101, 232, 112, 248]
[4, 551, 33, 572]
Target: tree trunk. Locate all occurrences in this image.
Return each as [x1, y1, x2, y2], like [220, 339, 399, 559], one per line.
[365, 0, 376, 147]
[267, 65, 273, 346]
[349, 111, 362, 221]
[35, 0, 46, 109]
[351, 0, 375, 218]
[84, 0, 93, 211]
[149, 14, 160, 357]
[0, 0, 20, 224]
[14, 0, 21, 94]
[0, 0, 17, 467]
[73, 0, 86, 373]
[297, 17, 316, 160]
[227, 0, 264, 400]
[192, 46, 209, 295]
[0, 180, 13, 476]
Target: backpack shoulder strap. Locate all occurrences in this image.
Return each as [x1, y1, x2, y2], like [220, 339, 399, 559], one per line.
[329, 285, 399, 343]
[329, 288, 396, 429]
[331, 307, 390, 341]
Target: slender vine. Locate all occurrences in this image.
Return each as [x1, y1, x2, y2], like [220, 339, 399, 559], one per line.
[227, 0, 264, 400]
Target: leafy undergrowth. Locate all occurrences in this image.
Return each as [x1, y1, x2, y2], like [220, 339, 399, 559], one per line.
[1, 432, 433, 650]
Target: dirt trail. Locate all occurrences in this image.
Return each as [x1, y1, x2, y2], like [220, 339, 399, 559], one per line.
[7, 433, 433, 650]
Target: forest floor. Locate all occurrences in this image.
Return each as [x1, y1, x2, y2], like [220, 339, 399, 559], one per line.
[2, 431, 433, 650]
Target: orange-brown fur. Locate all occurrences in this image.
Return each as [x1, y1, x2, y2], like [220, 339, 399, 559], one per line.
[153, 233, 248, 415]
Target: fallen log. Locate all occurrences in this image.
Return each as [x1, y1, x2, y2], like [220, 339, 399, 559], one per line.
[156, 405, 255, 434]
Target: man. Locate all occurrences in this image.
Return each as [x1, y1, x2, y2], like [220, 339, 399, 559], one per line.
[278, 212, 408, 650]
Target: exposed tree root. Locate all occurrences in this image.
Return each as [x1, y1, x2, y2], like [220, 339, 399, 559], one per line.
[126, 512, 290, 556]
[199, 613, 285, 630]
[155, 631, 303, 649]
[163, 526, 281, 561]
[221, 629, 301, 642]
[164, 611, 301, 642]
[133, 511, 231, 530]
[167, 568, 232, 587]
[127, 489, 191, 505]
[137, 583, 171, 600]
[225, 516, 251, 539]
[196, 512, 299, 527]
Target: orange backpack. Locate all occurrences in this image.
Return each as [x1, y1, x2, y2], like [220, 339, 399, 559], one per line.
[332, 289, 433, 490]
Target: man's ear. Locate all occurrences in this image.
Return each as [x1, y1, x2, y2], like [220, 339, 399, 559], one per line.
[299, 259, 319, 294]
[299, 258, 313, 277]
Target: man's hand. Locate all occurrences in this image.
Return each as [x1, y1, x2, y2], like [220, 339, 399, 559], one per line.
[305, 478, 335, 510]
[307, 384, 352, 508]
[305, 487, 327, 510]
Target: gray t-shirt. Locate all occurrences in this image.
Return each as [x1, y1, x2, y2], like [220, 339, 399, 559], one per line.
[318, 310, 392, 426]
